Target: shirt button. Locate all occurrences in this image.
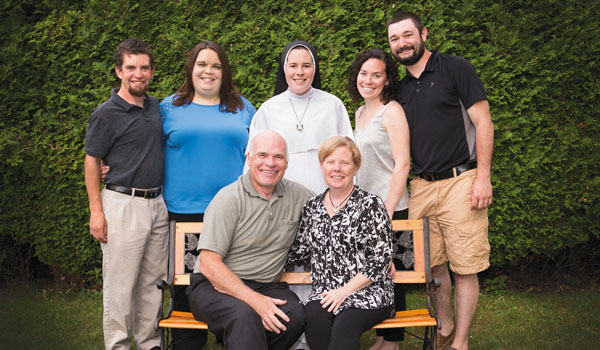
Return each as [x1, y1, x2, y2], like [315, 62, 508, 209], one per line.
[416, 89, 420, 92]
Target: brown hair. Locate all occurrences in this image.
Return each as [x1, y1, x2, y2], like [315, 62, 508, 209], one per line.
[173, 41, 243, 113]
[347, 48, 398, 104]
[114, 38, 154, 69]
[386, 11, 425, 33]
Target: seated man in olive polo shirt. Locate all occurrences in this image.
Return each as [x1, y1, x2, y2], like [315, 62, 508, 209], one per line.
[186, 130, 314, 350]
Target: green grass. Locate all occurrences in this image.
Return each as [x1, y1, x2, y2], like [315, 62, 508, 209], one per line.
[1, 282, 598, 349]
[0, 283, 104, 349]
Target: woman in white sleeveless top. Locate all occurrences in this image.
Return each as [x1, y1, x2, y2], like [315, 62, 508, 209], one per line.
[349, 48, 411, 350]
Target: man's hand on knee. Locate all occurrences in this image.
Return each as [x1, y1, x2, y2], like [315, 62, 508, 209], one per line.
[250, 294, 289, 333]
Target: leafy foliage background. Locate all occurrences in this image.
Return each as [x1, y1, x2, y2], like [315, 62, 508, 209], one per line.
[1, 0, 598, 283]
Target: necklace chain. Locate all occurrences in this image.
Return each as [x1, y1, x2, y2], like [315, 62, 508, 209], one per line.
[289, 97, 312, 132]
[328, 187, 354, 213]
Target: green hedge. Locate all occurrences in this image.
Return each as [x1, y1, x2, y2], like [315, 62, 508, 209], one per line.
[1, 0, 598, 282]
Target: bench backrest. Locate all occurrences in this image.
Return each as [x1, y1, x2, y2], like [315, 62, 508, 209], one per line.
[168, 218, 431, 286]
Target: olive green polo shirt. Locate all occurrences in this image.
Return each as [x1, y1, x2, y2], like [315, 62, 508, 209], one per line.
[194, 173, 314, 283]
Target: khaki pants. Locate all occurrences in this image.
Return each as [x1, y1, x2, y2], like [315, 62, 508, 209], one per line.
[101, 189, 168, 350]
[408, 169, 490, 275]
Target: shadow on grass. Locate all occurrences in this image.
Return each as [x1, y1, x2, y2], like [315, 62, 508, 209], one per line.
[1, 280, 599, 350]
[0, 281, 104, 350]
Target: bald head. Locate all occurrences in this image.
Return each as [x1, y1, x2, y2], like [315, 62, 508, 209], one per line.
[248, 130, 288, 158]
[246, 130, 289, 198]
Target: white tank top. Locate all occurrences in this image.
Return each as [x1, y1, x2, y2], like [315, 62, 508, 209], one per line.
[354, 103, 409, 212]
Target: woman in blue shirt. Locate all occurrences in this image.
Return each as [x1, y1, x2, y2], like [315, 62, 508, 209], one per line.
[160, 40, 256, 349]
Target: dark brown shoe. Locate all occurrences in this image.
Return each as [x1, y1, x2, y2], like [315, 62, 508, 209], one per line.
[437, 326, 456, 350]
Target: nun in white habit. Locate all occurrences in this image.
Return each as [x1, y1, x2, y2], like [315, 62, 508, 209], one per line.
[246, 40, 353, 350]
[248, 40, 353, 193]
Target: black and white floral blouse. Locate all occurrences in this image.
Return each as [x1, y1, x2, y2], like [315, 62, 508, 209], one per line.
[287, 186, 394, 315]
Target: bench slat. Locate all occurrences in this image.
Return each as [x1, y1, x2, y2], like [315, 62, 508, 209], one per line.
[174, 270, 425, 286]
[159, 309, 436, 330]
[159, 311, 208, 330]
[373, 309, 437, 328]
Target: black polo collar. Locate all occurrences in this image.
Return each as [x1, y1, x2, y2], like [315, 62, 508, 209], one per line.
[110, 88, 148, 112]
[405, 50, 440, 80]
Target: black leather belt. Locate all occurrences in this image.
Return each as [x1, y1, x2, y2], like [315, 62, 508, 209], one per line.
[416, 161, 477, 182]
[106, 184, 162, 198]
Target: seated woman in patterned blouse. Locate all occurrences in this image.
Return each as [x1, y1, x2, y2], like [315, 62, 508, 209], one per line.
[287, 136, 395, 350]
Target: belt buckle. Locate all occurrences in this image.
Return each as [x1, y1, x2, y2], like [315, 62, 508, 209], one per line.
[454, 164, 464, 176]
[422, 174, 435, 182]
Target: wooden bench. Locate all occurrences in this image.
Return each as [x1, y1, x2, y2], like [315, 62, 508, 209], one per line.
[156, 217, 439, 349]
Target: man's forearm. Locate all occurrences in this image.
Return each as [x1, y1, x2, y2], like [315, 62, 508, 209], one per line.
[84, 155, 103, 213]
[468, 100, 494, 208]
[199, 251, 261, 304]
[475, 123, 493, 178]
[85, 154, 108, 242]
[468, 100, 494, 177]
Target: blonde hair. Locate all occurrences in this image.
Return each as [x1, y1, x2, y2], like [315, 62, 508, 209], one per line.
[318, 136, 361, 169]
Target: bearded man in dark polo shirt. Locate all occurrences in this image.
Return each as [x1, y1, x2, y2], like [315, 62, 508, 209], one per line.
[387, 11, 494, 350]
[85, 38, 167, 350]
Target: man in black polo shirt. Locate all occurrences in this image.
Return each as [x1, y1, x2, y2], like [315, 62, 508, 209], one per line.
[85, 38, 167, 350]
[387, 12, 494, 350]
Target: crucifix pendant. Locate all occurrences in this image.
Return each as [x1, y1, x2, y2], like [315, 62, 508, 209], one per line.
[297, 122, 303, 132]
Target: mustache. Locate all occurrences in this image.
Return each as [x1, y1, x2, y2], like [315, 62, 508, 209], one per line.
[396, 45, 414, 55]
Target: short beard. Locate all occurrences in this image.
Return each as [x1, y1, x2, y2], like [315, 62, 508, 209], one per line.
[128, 86, 147, 97]
[395, 39, 425, 66]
